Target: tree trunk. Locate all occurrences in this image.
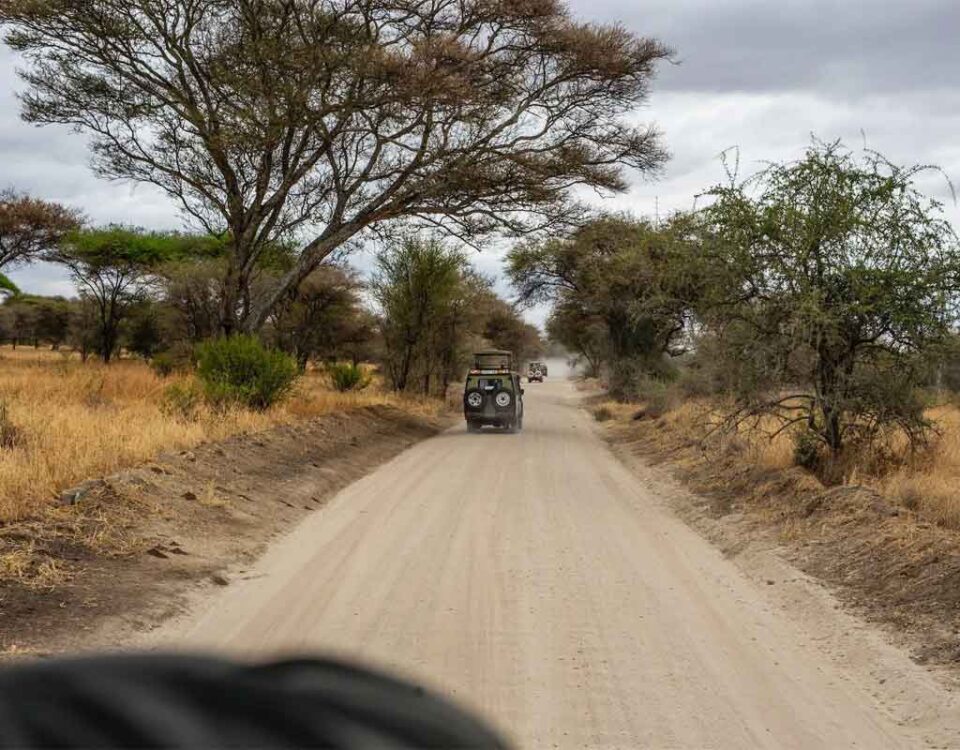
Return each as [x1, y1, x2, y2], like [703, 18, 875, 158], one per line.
[99, 316, 118, 363]
[219, 277, 240, 337]
[100, 331, 115, 363]
[241, 222, 364, 333]
[822, 403, 842, 455]
[396, 344, 413, 392]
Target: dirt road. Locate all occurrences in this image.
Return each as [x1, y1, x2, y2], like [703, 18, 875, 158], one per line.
[152, 378, 958, 748]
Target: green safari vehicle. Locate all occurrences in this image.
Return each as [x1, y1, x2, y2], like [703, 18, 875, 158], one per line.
[463, 350, 524, 433]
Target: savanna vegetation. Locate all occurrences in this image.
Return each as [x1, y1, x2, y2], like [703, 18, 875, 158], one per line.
[512, 140, 960, 528]
[0, 0, 657, 520]
[0, 212, 538, 521]
[0, 0, 668, 334]
[6, 0, 959, 553]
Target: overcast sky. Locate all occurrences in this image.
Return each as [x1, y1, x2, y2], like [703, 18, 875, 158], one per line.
[2, 0, 958, 324]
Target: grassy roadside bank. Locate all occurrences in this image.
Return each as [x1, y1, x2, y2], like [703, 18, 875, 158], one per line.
[0, 401, 452, 655]
[0, 346, 454, 653]
[591, 388, 960, 670]
[0, 347, 445, 522]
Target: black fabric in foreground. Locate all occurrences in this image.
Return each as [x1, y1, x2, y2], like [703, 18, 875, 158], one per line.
[0, 653, 509, 748]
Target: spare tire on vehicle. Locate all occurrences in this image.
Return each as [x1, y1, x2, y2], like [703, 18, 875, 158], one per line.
[464, 389, 484, 411]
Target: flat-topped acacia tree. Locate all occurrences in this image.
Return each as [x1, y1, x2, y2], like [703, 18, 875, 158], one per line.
[0, 190, 81, 292]
[1, 0, 670, 333]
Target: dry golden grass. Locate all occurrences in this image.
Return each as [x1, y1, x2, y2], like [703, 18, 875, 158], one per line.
[878, 405, 960, 528]
[0, 346, 444, 522]
[606, 389, 960, 529]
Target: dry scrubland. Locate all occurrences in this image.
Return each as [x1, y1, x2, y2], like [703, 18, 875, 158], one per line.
[0, 346, 443, 522]
[596, 392, 960, 530]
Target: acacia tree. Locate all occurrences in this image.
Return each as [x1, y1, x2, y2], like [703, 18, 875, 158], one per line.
[53, 227, 204, 362]
[2, 0, 669, 333]
[546, 300, 606, 376]
[372, 238, 468, 394]
[479, 293, 543, 364]
[160, 258, 230, 344]
[0, 298, 37, 348]
[700, 141, 960, 456]
[0, 190, 80, 289]
[267, 264, 367, 370]
[508, 215, 711, 395]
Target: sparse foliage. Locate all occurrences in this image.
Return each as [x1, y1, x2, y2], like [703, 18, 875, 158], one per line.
[699, 141, 960, 455]
[53, 228, 174, 362]
[509, 215, 711, 396]
[373, 237, 534, 396]
[268, 265, 367, 370]
[53, 228, 228, 362]
[0, 190, 80, 270]
[372, 238, 469, 395]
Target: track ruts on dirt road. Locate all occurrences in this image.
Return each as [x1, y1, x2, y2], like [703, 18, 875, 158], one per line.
[149, 379, 960, 749]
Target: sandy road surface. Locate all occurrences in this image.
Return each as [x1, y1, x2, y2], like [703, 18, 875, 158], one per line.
[153, 378, 958, 748]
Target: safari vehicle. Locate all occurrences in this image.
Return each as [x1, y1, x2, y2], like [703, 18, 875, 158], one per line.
[527, 362, 546, 382]
[463, 350, 524, 433]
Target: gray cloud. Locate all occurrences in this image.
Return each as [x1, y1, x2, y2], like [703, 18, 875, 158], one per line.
[582, 0, 960, 98]
[2, 1, 959, 324]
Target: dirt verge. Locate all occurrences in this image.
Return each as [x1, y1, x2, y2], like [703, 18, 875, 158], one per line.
[0, 405, 449, 655]
[596, 402, 960, 678]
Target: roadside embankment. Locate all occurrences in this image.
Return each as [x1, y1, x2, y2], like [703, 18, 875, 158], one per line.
[593, 394, 960, 675]
[0, 403, 450, 655]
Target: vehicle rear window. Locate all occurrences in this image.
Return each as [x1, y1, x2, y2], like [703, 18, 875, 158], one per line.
[468, 377, 511, 391]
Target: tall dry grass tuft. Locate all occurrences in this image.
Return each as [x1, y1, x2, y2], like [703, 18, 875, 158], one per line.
[878, 404, 960, 529]
[0, 349, 444, 522]
[611, 384, 960, 530]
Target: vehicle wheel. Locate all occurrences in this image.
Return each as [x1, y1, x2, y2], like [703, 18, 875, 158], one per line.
[466, 420, 480, 433]
[505, 420, 517, 434]
[517, 415, 524, 431]
[464, 389, 484, 410]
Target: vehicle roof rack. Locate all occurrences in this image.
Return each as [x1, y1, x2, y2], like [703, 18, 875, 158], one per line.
[472, 350, 514, 371]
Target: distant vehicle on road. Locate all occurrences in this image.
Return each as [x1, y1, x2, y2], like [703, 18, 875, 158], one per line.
[463, 350, 524, 433]
[527, 362, 547, 382]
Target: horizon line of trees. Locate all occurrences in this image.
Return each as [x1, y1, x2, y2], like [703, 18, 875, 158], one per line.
[0, 195, 544, 395]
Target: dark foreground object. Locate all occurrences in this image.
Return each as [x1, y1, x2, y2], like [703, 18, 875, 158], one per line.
[0, 654, 508, 748]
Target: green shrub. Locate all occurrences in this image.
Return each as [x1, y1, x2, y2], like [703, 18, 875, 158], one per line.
[594, 405, 614, 422]
[792, 429, 824, 472]
[160, 381, 204, 421]
[151, 341, 196, 378]
[327, 362, 370, 392]
[150, 352, 177, 378]
[195, 335, 299, 411]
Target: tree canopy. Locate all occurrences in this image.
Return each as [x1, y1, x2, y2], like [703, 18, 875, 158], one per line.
[0, 190, 80, 270]
[508, 215, 710, 397]
[695, 141, 960, 454]
[2, 0, 670, 332]
[51, 227, 232, 362]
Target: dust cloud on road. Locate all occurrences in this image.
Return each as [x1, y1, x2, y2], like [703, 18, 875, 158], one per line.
[152, 378, 957, 748]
